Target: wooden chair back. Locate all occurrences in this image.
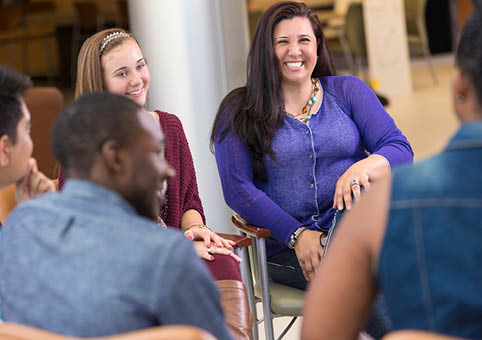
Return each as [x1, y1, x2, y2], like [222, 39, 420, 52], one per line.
[24, 87, 63, 179]
[0, 323, 217, 340]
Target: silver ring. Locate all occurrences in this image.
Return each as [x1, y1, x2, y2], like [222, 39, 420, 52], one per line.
[350, 179, 360, 188]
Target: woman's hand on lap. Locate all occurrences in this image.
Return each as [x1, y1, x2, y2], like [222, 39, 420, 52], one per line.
[294, 229, 324, 281]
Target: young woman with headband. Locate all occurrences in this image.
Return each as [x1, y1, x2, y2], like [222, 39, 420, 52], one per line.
[60, 28, 250, 340]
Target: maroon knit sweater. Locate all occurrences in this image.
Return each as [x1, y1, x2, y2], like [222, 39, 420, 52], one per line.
[155, 110, 205, 227]
[58, 110, 205, 228]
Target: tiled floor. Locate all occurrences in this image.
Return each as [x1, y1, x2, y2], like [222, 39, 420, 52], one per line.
[255, 53, 457, 340]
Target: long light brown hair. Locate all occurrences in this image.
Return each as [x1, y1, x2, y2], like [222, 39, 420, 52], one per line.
[74, 28, 138, 98]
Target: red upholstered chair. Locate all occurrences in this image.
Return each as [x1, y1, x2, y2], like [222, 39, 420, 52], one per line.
[24, 86, 64, 179]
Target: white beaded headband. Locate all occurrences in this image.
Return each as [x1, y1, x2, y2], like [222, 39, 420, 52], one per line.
[99, 31, 131, 56]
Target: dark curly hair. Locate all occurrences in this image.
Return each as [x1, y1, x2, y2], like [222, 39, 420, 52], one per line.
[0, 65, 33, 144]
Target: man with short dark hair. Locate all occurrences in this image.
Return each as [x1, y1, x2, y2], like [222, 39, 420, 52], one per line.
[0, 65, 55, 211]
[0, 92, 233, 340]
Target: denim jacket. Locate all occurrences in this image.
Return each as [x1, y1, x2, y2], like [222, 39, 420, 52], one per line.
[377, 122, 482, 338]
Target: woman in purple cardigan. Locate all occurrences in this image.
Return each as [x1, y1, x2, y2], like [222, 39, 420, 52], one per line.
[60, 28, 251, 340]
[211, 0, 412, 315]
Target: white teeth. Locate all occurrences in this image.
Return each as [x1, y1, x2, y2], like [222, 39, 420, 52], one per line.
[286, 62, 302, 68]
[128, 89, 142, 95]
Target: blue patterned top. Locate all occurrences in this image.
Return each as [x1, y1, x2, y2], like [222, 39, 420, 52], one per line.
[215, 76, 413, 257]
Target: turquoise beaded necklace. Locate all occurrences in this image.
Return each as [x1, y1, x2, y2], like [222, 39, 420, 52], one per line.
[285, 78, 320, 123]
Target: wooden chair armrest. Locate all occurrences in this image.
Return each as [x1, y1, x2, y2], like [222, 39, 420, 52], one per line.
[0, 323, 218, 340]
[231, 214, 271, 239]
[216, 232, 251, 248]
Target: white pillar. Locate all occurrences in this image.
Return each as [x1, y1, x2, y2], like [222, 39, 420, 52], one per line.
[363, 0, 412, 95]
[129, 0, 250, 233]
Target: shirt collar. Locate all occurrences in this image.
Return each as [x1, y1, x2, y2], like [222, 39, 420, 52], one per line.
[445, 121, 482, 152]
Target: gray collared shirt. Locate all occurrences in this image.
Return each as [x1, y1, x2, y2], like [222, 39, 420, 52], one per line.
[0, 179, 232, 340]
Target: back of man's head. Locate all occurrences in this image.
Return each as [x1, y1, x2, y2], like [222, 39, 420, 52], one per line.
[0, 65, 32, 144]
[51, 92, 142, 178]
[456, 0, 482, 108]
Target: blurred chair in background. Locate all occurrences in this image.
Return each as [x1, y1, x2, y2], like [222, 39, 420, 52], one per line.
[247, 9, 263, 40]
[383, 330, 467, 340]
[404, 0, 438, 84]
[0, 2, 57, 84]
[323, 2, 390, 106]
[24, 87, 64, 179]
[23, 1, 57, 84]
[319, 0, 437, 87]
[0, 179, 59, 224]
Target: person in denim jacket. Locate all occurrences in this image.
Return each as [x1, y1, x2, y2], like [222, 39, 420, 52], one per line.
[302, 5, 482, 339]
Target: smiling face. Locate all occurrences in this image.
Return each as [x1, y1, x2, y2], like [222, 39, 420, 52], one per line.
[101, 39, 150, 107]
[124, 111, 175, 220]
[273, 16, 318, 86]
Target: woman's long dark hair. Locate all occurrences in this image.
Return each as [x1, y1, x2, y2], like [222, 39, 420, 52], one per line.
[210, 2, 335, 181]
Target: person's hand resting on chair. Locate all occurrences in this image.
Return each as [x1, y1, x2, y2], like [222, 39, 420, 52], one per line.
[184, 224, 242, 263]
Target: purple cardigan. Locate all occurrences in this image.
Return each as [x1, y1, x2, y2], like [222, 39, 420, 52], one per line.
[214, 76, 413, 258]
